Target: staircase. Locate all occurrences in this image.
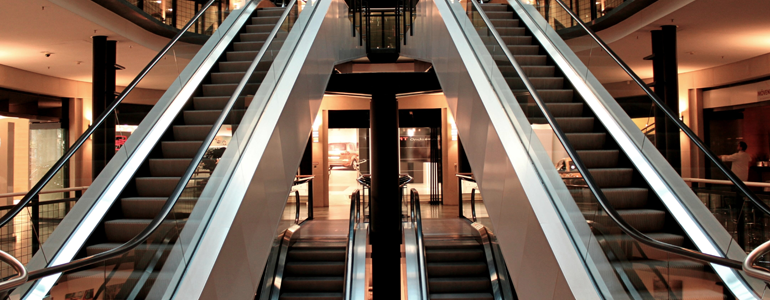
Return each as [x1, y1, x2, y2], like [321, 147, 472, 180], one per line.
[477, 3, 724, 298]
[425, 236, 493, 300]
[59, 6, 289, 296]
[279, 239, 347, 300]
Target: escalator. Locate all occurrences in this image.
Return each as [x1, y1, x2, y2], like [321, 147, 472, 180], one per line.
[405, 190, 515, 300]
[403, 0, 770, 298]
[0, 0, 364, 298]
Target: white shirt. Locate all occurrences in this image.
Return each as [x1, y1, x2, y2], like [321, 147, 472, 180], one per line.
[722, 151, 751, 181]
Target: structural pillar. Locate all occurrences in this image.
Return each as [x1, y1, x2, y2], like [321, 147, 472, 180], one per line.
[92, 36, 117, 180]
[650, 25, 681, 174]
[369, 93, 400, 299]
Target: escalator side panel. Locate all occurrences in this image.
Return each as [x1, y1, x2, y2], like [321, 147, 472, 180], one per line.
[16, 3, 262, 298]
[507, 1, 763, 295]
[169, 0, 364, 298]
[401, 0, 615, 299]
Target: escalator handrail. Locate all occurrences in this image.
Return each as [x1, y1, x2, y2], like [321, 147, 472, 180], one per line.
[0, 250, 28, 291]
[745, 240, 770, 282]
[0, 0, 299, 288]
[409, 188, 429, 299]
[465, 0, 747, 271]
[343, 190, 360, 300]
[525, 0, 770, 218]
[0, 0, 217, 230]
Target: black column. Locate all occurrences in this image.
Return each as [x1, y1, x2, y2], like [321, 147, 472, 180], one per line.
[92, 37, 117, 180]
[650, 26, 681, 173]
[369, 93, 400, 299]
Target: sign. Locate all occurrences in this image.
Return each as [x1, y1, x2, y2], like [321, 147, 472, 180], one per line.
[758, 88, 770, 101]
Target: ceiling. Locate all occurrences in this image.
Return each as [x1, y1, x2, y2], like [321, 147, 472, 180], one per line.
[0, 0, 192, 91]
[589, 0, 770, 83]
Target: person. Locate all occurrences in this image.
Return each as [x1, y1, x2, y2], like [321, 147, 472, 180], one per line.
[721, 141, 750, 181]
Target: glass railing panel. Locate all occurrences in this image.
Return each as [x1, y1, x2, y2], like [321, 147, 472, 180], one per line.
[128, 0, 231, 34]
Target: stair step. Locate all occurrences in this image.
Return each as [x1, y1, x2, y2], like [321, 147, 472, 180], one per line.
[183, 109, 247, 125]
[135, 177, 181, 197]
[519, 102, 583, 118]
[103, 219, 184, 243]
[427, 262, 488, 277]
[280, 292, 343, 300]
[576, 150, 618, 168]
[530, 117, 594, 133]
[588, 209, 667, 233]
[281, 277, 344, 292]
[506, 76, 563, 89]
[495, 54, 547, 66]
[287, 248, 347, 261]
[430, 293, 494, 300]
[588, 168, 634, 188]
[121, 197, 197, 219]
[512, 89, 574, 103]
[242, 24, 277, 33]
[257, 8, 285, 17]
[173, 125, 213, 141]
[193, 96, 248, 110]
[426, 248, 485, 262]
[428, 277, 491, 293]
[162, 141, 203, 158]
[284, 261, 345, 276]
[482, 11, 514, 19]
[210, 71, 267, 84]
[252, 16, 281, 25]
[149, 158, 215, 177]
[202, 83, 260, 97]
[565, 133, 605, 150]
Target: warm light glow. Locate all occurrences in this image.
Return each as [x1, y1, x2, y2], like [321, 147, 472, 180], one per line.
[312, 114, 322, 143]
[407, 128, 415, 137]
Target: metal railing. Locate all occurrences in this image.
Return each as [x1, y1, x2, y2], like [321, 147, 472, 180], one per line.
[408, 188, 429, 300]
[343, 190, 361, 300]
[466, 0, 750, 273]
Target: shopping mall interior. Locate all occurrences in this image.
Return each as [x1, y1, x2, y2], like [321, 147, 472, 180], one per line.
[1, 0, 770, 299]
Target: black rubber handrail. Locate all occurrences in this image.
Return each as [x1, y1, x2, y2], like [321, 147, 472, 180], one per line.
[409, 188, 429, 299]
[343, 190, 360, 300]
[0, 0, 217, 229]
[466, 0, 747, 270]
[540, 0, 770, 217]
[0, 0, 304, 289]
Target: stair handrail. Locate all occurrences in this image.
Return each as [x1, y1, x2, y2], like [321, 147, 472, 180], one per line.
[0, 0, 216, 230]
[0, 0, 307, 292]
[745, 240, 770, 282]
[409, 188, 429, 299]
[343, 190, 360, 300]
[464, 0, 750, 271]
[524, 0, 770, 217]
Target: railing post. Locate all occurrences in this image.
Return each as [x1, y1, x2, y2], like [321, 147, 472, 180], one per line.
[294, 190, 301, 224]
[307, 179, 314, 220]
[458, 177, 464, 218]
[470, 188, 477, 223]
[31, 195, 40, 254]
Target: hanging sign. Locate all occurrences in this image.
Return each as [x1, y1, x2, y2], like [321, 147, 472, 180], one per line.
[758, 88, 770, 101]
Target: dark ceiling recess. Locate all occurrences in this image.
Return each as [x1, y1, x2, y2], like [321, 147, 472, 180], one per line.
[325, 70, 442, 95]
[0, 87, 65, 121]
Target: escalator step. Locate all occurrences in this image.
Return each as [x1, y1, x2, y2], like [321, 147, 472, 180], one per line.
[483, 11, 515, 19]
[121, 197, 197, 219]
[588, 209, 667, 233]
[576, 150, 619, 168]
[427, 262, 488, 277]
[193, 96, 248, 110]
[519, 102, 583, 118]
[183, 109, 247, 125]
[287, 248, 347, 261]
[506, 76, 563, 89]
[210, 71, 267, 84]
[281, 277, 344, 292]
[601, 187, 648, 209]
[173, 125, 213, 141]
[135, 177, 181, 197]
[252, 16, 281, 25]
[529, 117, 594, 132]
[426, 249, 485, 262]
[162, 141, 204, 158]
[234, 40, 283, 51]
[279, 292, 343, 300]
[103, 219, 185, 243]
[587, 168, 633, 188]
[429, 277, 491, 293]
[565, 132, 605, 149]
[512, 89, 574, 103]
[498, 65, 554, 77]
[202, 82, 260, 96]
[257, 8, 285, 17]
[430, 293, 494, 300]
[284, 261, 345, 276]
[494, 54, 547, 65]
[479, 4, 508, 11]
